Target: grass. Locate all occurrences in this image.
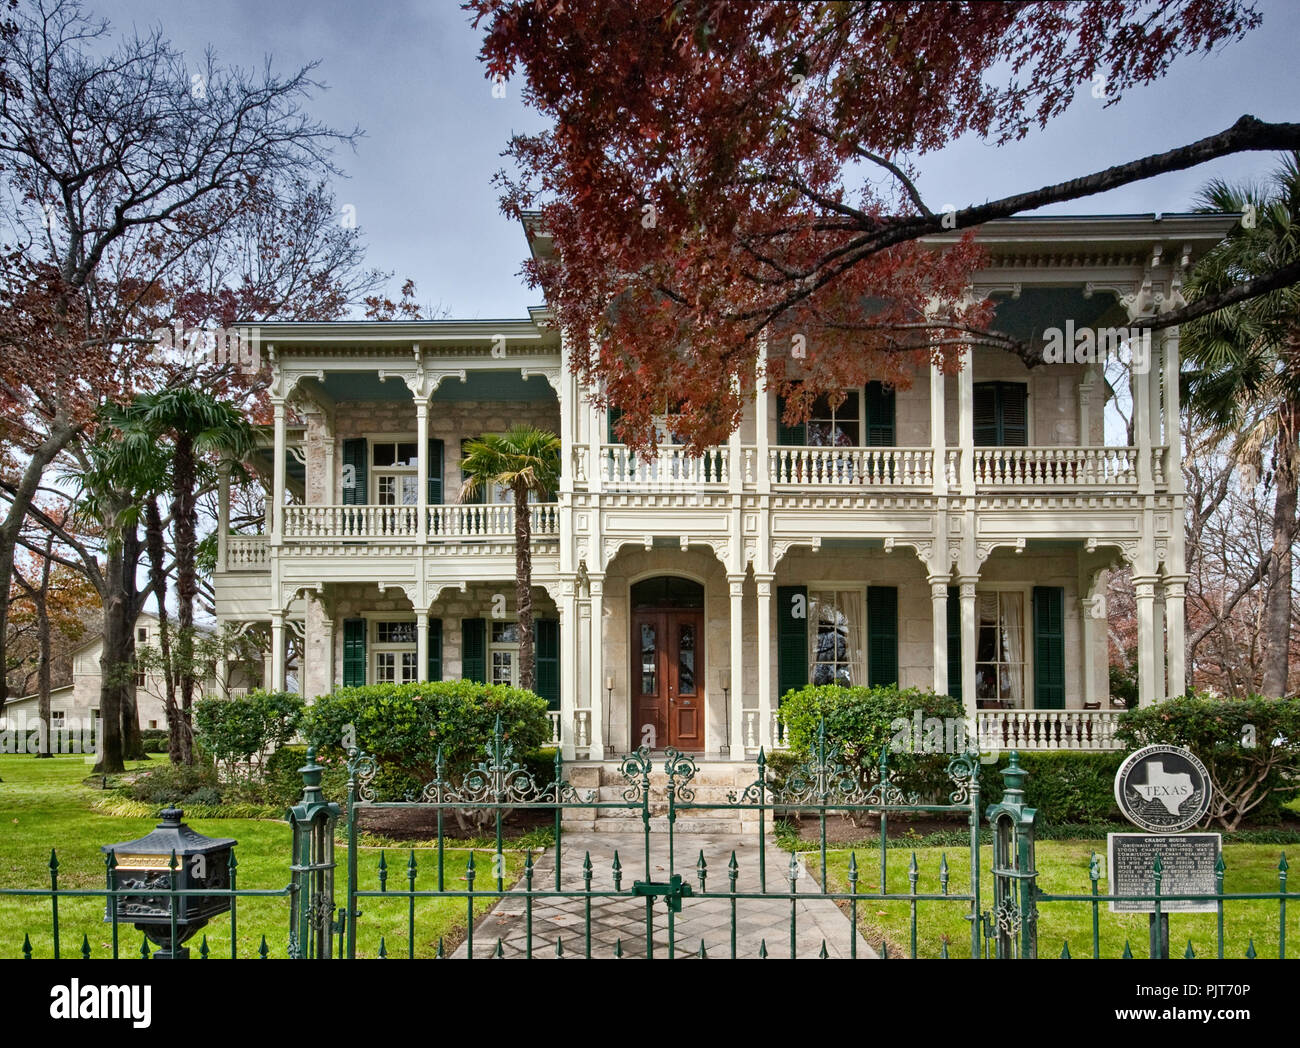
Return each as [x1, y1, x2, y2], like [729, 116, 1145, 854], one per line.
[0, 753, 530, 959]
[798, 839, 1294, 959]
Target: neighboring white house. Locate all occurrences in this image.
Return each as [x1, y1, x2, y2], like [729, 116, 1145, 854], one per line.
[0, 612, 249, 732]
[211, 212, 1235, 766]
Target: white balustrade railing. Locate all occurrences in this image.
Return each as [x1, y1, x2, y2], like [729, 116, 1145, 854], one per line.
[225, 535, 269, 569]
[280, 503, 559, 542]
[546, 710, 562, 748]
[601, 444, 729, 489]
[971, 446, 1138, 489]
[574, 709, 592, 753]
[977, 709, 1122, 752]
[770, 446, 934, 487]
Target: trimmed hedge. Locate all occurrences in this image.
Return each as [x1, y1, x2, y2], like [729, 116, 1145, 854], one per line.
[977, 751, 1125, 825]
[302, 680, 550, 801]
[777, 684, 965, 799]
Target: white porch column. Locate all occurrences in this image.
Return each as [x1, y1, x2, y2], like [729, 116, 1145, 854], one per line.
[1163, 327, 1184, 496]
[559, 581, 578, 760]
[930, 361, 947, 495]
[1152, 586, 1166, 703]
[319, 614, 335, 695]
[271, 399, 287, 544]
[1080, 598, 1099, 706]
[217, 462, 231, 571]
[417, 614, 429, 682]
[728, 574, 746, 757]
[588, 574, 605, 757]
[929, 578, 949, 697]
[416, 398, 429, 542]
[1134, 575, 1158, 707]
[1165, 576, 1187, 699]
[270, 612, 287, 692]
[1134, 360, 1153, 495]
[756, 574, 774, 749]
[957, 344, 974, 495]
[755, 338, 771, 496]
[958, 576, 978, 720]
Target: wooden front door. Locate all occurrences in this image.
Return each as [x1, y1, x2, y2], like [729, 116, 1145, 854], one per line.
[632, 610, 704, 751]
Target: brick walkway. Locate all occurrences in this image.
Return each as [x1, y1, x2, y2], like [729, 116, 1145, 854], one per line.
[454, 832, 871, 959]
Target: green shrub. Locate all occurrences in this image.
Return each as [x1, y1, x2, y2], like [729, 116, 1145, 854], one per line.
[1117, 692, 1300, 830]
[194, 690, 304, 774]
[978, 752, 1125, 824]
[254, 744, 350, 809]
[302, 680, 550, 799]
[126, 761, 222, 806]
[776, 684, 966, 800]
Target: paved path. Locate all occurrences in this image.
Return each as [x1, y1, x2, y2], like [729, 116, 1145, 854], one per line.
[454, 833, 871, 959]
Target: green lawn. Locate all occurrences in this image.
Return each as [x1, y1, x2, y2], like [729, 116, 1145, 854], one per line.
[806, 840, 1294, 959]
[0, 753, 527, 959]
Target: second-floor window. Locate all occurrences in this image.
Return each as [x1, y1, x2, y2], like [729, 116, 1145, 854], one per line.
[778, 384, 895, 446]
[973, 382, 1028, 446]
[373, 441, 419, 505]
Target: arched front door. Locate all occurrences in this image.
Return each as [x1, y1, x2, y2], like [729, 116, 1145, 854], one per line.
[630, 577, 704, 751]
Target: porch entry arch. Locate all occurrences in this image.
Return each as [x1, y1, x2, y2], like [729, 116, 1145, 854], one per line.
[630, 576, 704, 752]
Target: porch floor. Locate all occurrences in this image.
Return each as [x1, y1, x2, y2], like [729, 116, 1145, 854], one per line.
[453, 832, 869, 959]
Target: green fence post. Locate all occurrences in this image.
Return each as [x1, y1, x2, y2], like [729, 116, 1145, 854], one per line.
[984, 751, 1038, 958]
[288, 747, 341, 958]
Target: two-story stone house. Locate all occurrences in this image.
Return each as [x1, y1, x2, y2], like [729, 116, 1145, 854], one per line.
[212, 212, 1233, 766]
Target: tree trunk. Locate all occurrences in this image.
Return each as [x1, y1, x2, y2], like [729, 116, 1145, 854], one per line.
[173, 434, 197, 765]
[1260, 394, 1299, 697]
[514, 482, 534, 693]
[145, 498, 183, 764]
[94, 543, 130, 775]
[119, 527, 145, 761]
[35, 550, 52, 758]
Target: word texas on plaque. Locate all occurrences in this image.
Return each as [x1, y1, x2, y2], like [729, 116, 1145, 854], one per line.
[1113, 744, 1212, 834]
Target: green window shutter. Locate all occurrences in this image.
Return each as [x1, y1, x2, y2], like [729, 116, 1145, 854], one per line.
[946, 586, 962, 702]
[342, 618, 367, 687]
[342, 439, 368, 506]
[427, 617, 443, 682]
[864, 382, 895, 446]
[776, 585, 809, 699]
[1000, 382, 1028, 447]
[972, 382, 1028, 446]
[533, 618, 560, 710]
[1033, 586, 1065, 710]
[607, 406, 623, 445]
[461, 618, 486, 683]
[427, 439, 444, 505]
[775, 396, 807, 446]
[866, 586, 899, 688]
[973, 384, 999, 446]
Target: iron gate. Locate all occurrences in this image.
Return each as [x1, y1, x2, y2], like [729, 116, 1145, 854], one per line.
[341, 718, 985, 959]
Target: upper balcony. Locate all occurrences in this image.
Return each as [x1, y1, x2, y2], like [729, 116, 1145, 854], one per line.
[571, 442, 1164, 495]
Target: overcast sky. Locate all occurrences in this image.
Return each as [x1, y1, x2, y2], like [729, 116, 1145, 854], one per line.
[95, 0, 1300, 320]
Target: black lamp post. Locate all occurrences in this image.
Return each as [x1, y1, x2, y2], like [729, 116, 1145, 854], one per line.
[103, 807, 236, 959]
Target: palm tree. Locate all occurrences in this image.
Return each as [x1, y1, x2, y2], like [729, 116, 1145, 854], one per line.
[1182, 151, 1300, 698]
[458, 426, 561, 692]
[106, 387, 256, 761]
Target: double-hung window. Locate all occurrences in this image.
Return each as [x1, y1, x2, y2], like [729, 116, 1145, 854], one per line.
[490, 622, 521, 686]
[974, 592, 1026, 708]
[808, 589, 865, 686]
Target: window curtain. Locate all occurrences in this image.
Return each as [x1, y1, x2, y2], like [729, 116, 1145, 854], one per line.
[1002, 593, 1024, 707]
[841, 589, 866, 686]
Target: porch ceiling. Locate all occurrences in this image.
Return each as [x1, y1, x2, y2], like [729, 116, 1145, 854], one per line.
[989, 286, 1123, 343]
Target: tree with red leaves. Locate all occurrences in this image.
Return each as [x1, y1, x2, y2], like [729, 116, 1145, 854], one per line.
[472, 0, 1297, 449]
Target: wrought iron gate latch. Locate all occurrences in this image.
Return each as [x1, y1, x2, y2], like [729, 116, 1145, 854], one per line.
[632, 875, 694, 913]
